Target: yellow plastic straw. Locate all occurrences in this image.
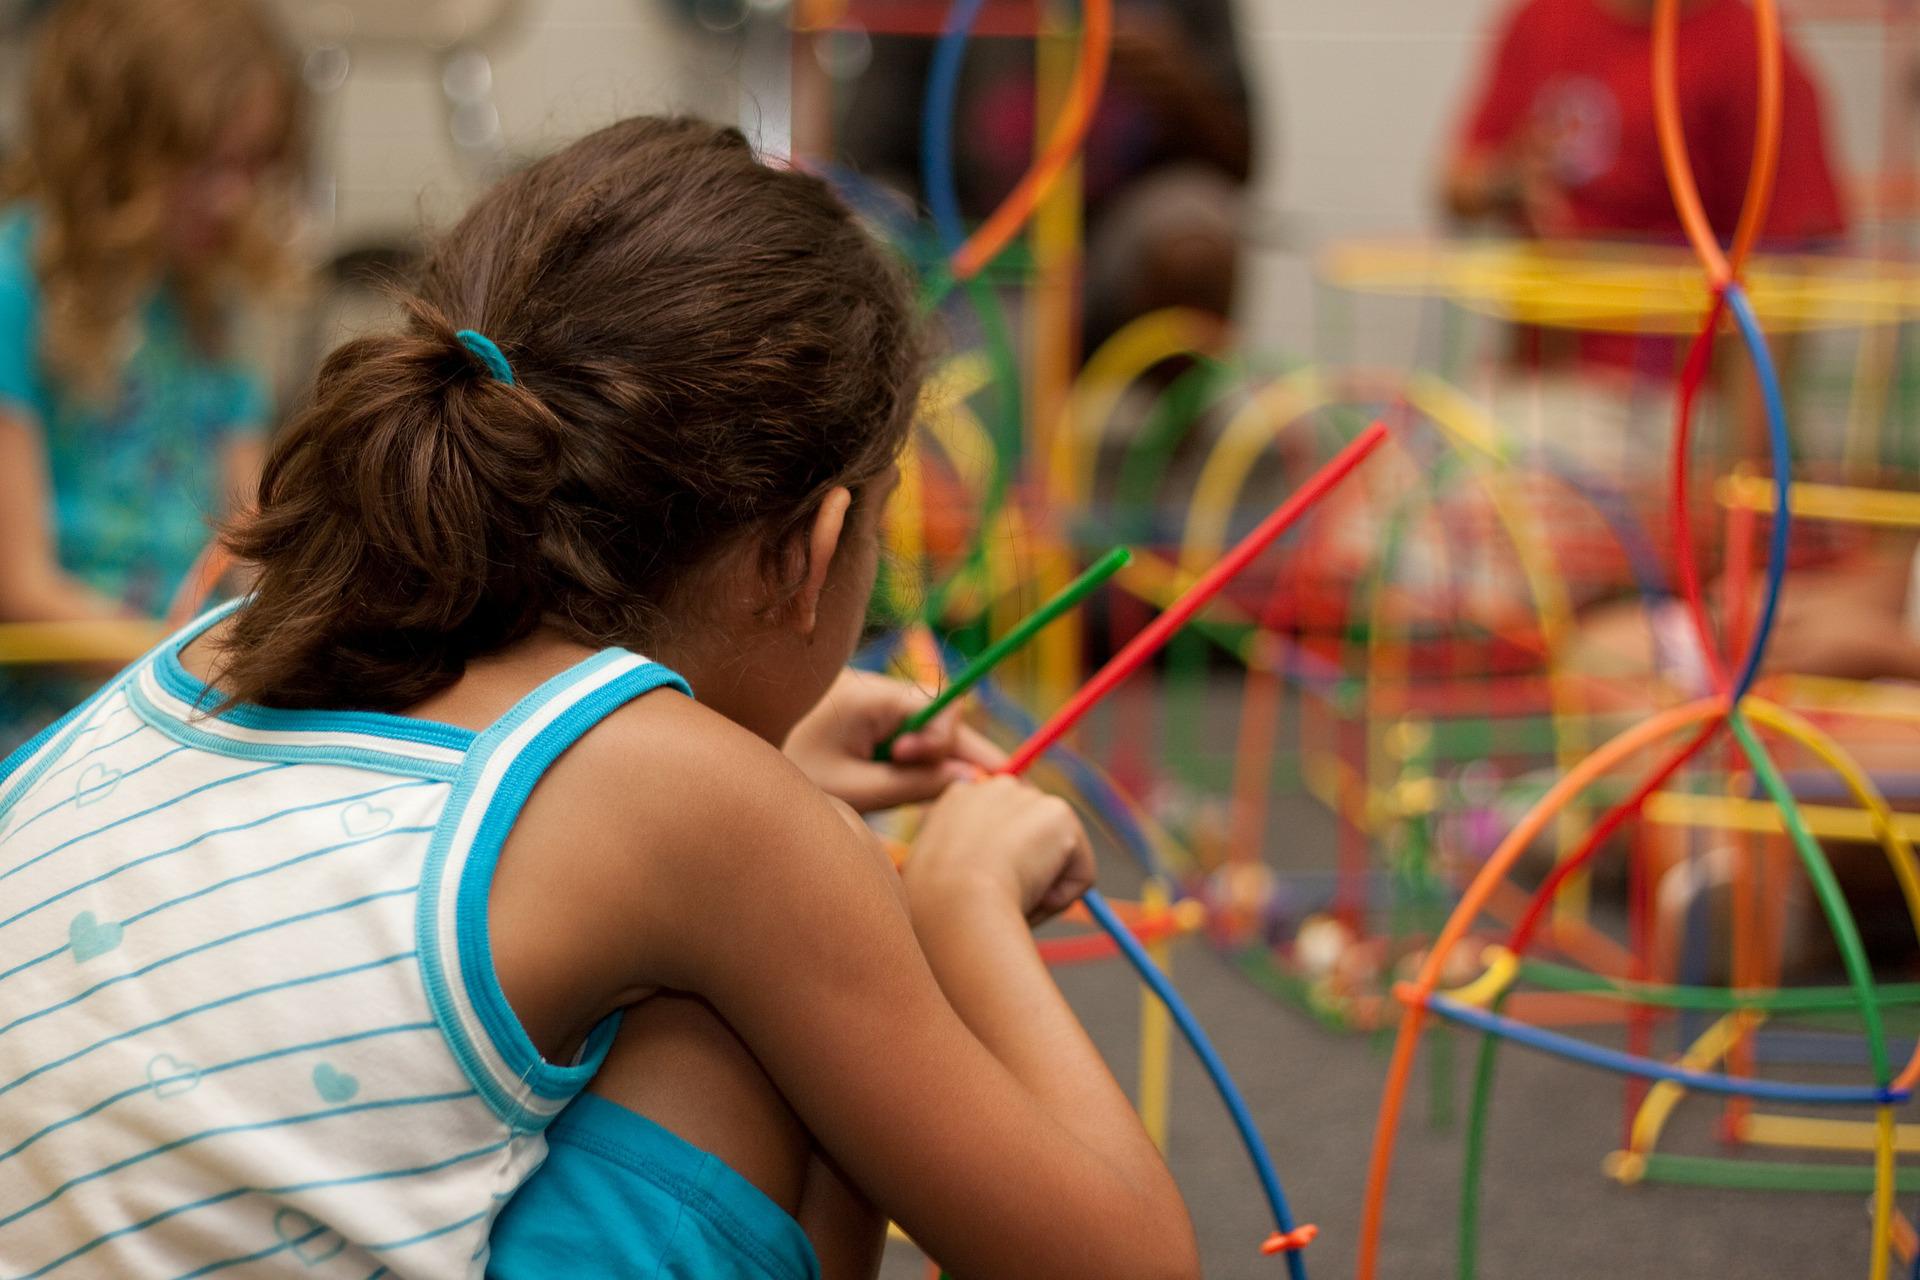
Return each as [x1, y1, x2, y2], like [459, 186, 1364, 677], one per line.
[1742, 1113, 1920, 1155]
[1719, 473, 1920, 529]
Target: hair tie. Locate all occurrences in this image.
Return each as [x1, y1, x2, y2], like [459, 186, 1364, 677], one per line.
[455, 329, 515, 384]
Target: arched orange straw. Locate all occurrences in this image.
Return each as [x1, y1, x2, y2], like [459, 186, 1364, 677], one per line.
[1653, 0, 1785, 285]
[950, 0, 1112, 280]
[1726, 0, 1783, 275]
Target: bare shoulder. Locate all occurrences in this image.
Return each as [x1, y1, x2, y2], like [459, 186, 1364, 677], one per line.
[491, 684, 889, 1010]
[532, 689, 819, 849]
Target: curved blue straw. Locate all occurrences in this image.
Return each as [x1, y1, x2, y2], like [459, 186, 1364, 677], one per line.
[922, 0, 987, 257]
[1424, 994, 1905, 1105]
[912, 6, 1305, 1257]
[1081, 887, 1310, 1279]
[1722, 283, 1793, 701]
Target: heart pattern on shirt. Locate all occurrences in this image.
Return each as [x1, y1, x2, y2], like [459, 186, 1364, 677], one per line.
[74, 762, 123, 807]
[272, 1208, 347, 1266]
[311, 1062, 360, 1103]
[146, 1053, 203, 1099]
[68, 911, 124, 962]
[339, 801, 394, 838]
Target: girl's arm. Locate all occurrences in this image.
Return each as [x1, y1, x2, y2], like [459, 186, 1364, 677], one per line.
[499, 697, 1198, 1280]
[795, 1151, 886, 1280]
[0, 409, 125, 621]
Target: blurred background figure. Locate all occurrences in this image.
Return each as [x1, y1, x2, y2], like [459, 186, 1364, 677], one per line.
[1442, 0, 1848, 379]
[0, 0, 304, 748]
[835, 0, 1252, 350]
[1446, 0, 1846, 248]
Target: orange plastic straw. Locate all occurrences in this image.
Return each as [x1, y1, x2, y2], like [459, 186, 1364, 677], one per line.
[1652, 0, 1784, 284]
[1727, 0, 1783, 275]
[950, 0, 1112, 280]
[1651, 0, 1728, 283]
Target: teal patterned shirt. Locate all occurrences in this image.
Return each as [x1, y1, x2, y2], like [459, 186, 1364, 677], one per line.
[0, 205, 269, 743]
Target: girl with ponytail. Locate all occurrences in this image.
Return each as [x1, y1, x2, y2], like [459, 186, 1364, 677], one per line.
[0, 117, 1197, 1280]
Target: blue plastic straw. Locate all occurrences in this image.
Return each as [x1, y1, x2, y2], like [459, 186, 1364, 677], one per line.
[1082, 888, 1310, 1279]
[1424, 993, 1906, 1105]
[921, 0, 986, 257]
[1723, 283, 1793, 701]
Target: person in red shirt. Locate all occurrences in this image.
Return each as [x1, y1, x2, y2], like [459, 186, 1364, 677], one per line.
[1445, 0, 1847, 248]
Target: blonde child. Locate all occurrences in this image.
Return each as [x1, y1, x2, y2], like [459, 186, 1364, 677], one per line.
[0, 0, 303, 744]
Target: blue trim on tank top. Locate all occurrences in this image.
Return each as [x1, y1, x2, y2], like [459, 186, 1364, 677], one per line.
[0, 677, 121, 799]
[151, 620, 476, 752]
[414, 650, 692, 1130]
[127, 679, 465, 783]
[0, 602, 234, 814]
[455, 659, 692, 1102]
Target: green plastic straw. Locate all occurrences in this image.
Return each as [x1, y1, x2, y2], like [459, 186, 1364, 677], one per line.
[1638, 1152, 1920, 1194]
[1516, 958, 1920, 1015]
[1729, 709, 1892, 1085]
[1458, 989, 1509, 1280]
[877, 546, 1132, 761]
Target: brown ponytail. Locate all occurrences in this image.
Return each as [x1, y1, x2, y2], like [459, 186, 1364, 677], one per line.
[219, 116, 921, 710]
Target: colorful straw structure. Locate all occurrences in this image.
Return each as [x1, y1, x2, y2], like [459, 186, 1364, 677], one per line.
[1356, 4, 1920, 1278]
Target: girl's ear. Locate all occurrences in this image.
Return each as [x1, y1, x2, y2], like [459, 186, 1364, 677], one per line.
[794, 486, 853, 637]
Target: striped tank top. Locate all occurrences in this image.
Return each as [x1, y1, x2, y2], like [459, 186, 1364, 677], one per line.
[0, 604, 690, 1279]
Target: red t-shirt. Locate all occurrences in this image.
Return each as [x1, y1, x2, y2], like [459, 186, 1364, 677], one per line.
[1458, 0, 1848, 370]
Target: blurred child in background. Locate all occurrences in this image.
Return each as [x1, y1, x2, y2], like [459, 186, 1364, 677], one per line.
[0, 0, 304, 746]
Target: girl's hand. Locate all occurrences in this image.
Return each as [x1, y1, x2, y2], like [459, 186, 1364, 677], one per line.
[783, 668, 1005, 812]
[906, 775, 1095, 925]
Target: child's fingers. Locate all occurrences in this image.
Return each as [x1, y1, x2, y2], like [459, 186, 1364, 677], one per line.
[887, 701, 960, 763]
[887, 729, 936, 763]
[951, 723, 1007, 770]
[856, 673, 930, 732]
[854, 759, 975, 809]
[1027, 856, 1096, 925]
[891, 704, 1004, 771]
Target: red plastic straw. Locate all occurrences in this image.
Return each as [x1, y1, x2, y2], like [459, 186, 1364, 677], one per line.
[1003, 423, 1389, 777]
[1669, 294, 1731, 695]
[1506, 719, 1721, 955]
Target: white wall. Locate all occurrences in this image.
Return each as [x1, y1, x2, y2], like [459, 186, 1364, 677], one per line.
[311, 0, 734, 249]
